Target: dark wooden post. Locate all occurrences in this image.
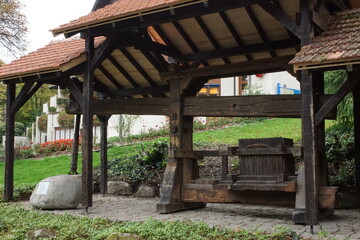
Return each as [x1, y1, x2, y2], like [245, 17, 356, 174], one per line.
[82, 36, 95, 209]
[300, 0, 319, 226]
[70, 114, 81, 174]
[353, 84, 360, 205]
[157, 77, 205, 213]
[4, 83, 16, 201]
[98, 115, 110, 194]
[314, 71, 327, 186]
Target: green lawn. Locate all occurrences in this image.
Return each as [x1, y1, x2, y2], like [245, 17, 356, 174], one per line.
[0, 118, 319, 186]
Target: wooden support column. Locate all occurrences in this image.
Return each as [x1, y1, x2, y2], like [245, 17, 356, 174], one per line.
[82, 36, 95, 209]
[314, 71, 327, 186]
[70, 114, 81, 174]
[98, 115, 111, 194]
[157, 77, 205, 213]
[353, 83, 360, 205]
[4, 83, 16, 201]
[300, 0, 319, 226]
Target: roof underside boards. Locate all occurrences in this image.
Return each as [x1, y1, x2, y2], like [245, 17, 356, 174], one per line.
[290, 8, 360, 71]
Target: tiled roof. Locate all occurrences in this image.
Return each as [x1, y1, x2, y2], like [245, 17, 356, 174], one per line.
[0, 37, 105, 81]
[51, 0, 197, 35]
[290, 8, 360, 70]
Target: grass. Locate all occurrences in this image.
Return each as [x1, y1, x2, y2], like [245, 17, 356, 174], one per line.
[0, 204, 300, 240]
[0, 118, 334, 186]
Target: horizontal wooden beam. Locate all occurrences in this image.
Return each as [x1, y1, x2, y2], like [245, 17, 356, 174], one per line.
[67, 94, 336, 119]
[161, 56, 294, 81]
[180, 39, 298, 63]
[184, 94, 336, 118]
[97, 85, 169, 98]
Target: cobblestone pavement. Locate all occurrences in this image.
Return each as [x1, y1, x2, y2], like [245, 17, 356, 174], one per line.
[26, 195, 360, 240]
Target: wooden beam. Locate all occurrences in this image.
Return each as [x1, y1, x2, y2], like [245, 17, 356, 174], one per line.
[219, 11, 252, 61]
[258, 1, 301, 39]
[315, 68, 360, 126]
[89, 33, 123, 72]
[161, 56, 294, 80]
[10, 81, 34, 114]
[172, 21, 209, 67]
[194, 16, 230, 64]
[63, 77, 84, 109]
[98, 65, 124, 90]
[245, 6, 276, 58]
[181, 39, 297, 63]
[80, 0, 262, 38]
[82, 36, 95, 208]
[353, 84, 360, 205]
[4, 83, 16, 201]
[70, 114, 81, 174]
[97, 85, 169, 98]
[119, 48, 157, 87]
[98, 115, 111, 194]
[311, 11, 329, 32]
[184, 95, 335, 118]
[68, 94, 336, 119]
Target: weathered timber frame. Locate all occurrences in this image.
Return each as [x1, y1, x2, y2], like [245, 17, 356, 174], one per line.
[2, 0, 359, 228]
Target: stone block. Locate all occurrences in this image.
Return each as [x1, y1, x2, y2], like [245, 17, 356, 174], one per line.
[107, 181, 132, 195]
[134, 185, 156, 197]
[30, 175, 82, 210]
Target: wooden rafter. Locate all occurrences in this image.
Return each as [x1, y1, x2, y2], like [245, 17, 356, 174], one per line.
[245, 6, 276, 58]
[172, 21, 209, 67]
[258, 1, 301, 39]
[194, 16, 230, 64]
[98, 65, 124, 90]
[218, 11, 252, 61]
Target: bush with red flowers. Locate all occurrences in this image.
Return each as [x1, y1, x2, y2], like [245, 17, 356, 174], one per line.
[57, 111, 75, 128]
[38, 114, 48, 133]
[33, 139, 74, 156]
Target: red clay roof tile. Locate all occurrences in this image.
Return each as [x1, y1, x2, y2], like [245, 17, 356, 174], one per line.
[290, 8, 360, 69]
[0, 37, 105, 80]
[51, 0, 197, 35]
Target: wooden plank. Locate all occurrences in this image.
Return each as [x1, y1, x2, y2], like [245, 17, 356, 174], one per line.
[82, 36, 95, 208]
[4, 83, 16, 201]
[310, 11, 328, 32]
[97, 85, 169, 98]
[353, 84, 360, 204]
[170, 149, 201, 159]
[315, 67, 360, 126]
[161, 56, 294, 81]
[258, 1, 301, 38]
[182, 185, 295, 207]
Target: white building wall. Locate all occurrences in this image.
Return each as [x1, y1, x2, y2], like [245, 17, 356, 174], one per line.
[248, 72, 300, 95]
[220, 77, 239, 96]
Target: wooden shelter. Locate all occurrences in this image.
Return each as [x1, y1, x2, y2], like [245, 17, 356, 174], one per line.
[1, 0, 360, 226]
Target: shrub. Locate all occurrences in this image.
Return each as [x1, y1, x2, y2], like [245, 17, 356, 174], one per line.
[103, 141, 168, 189]
[38, 114, 48, 133]
[325, 121, 355, 191]
[0, 122, 26, 142]
[57, 111, 75, 128]
[15, 146, 36, 160]
[0, 183, 36, 202]
[33, 139, 73, 156]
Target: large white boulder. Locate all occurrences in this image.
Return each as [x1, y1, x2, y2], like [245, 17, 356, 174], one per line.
[30, 175, 82, 210]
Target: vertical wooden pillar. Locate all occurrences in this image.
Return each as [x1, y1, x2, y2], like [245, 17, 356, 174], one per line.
[82, 36, 95, 208]
[353, 84, 360, 204]
[314, 71, 327, 186]
[70, 114, 81, 174]
[98, 115, 110, 194]
[157, 77, 205, 213]
[4, 83, 16, 201]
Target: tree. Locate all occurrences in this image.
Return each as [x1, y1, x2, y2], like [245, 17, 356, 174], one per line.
[324, 70, 352, 122]
[0, 0, 27, 59]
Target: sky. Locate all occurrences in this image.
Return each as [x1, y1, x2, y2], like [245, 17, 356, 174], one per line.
[4, 0, 94, 63]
